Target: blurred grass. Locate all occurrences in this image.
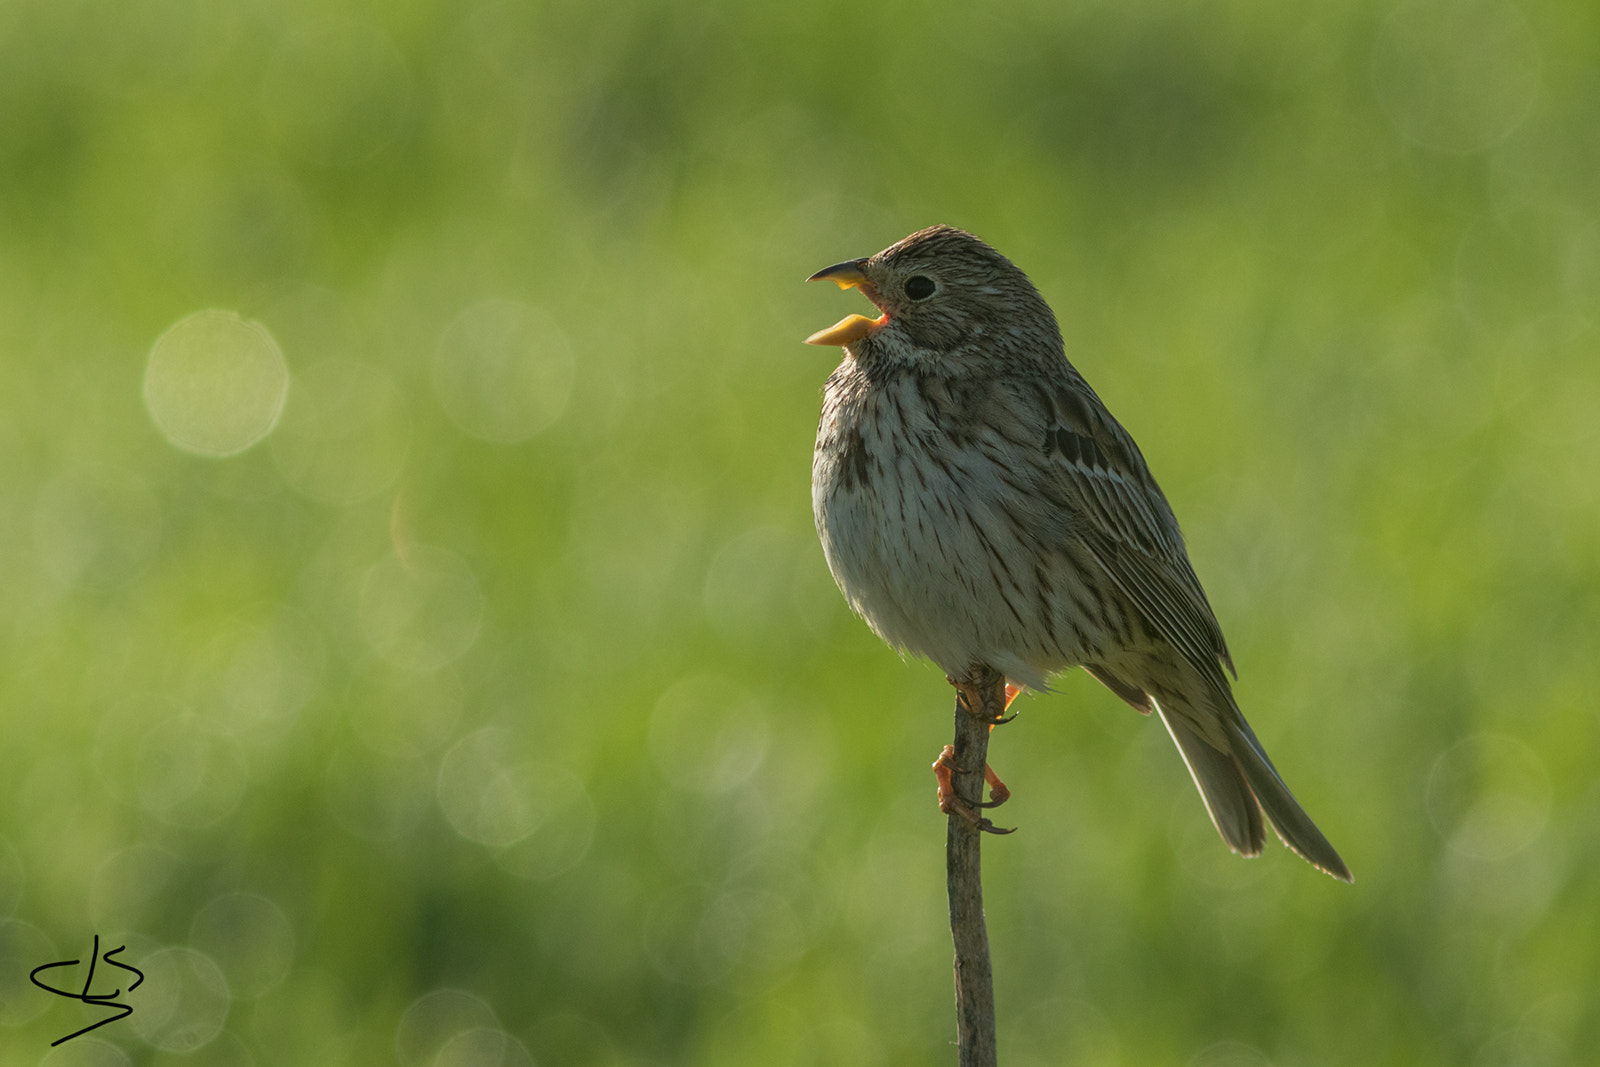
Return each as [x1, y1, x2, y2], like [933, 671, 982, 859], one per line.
[2, 0, 1598, 1063]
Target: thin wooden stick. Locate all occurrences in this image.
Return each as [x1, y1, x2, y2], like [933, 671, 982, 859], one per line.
[946, 668, 1005, 1066]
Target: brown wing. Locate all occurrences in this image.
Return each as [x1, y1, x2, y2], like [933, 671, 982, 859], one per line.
[1033, 374, 1236, 690]
[1020, 375, 1352, 881]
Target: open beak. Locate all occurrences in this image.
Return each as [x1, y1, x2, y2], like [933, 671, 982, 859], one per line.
[807, 259, 869, 288]
[805, 258, 885, 346]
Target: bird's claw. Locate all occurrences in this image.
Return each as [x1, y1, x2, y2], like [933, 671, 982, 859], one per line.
[933, 745, 1016, 832]
[950, 678, 1025, 727]
[982, 763, 1011, 807]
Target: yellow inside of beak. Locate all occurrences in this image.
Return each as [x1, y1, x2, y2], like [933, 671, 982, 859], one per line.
[805, 261, 880, 346]
[805, 313, 884, 347]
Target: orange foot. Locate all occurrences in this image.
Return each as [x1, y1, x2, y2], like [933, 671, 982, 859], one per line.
[950, 677, 1025, 727]
[933, 745, 1016, 835]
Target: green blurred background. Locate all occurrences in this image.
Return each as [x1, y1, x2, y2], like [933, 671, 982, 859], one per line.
[1, 0, 1596, 1063]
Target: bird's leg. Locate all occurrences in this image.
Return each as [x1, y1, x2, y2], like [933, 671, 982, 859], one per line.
[976, 683, 1021, 806]
[951, 676, 1022, 727]
[933, 744, 967, 817]
[933, 670, 1021, 833]
[933, 746, 1014, 834]
[946, 676, 1021, 806]
[981, 761, 1011, 808]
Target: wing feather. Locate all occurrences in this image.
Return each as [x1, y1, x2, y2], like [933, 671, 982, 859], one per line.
[1033, 376, 1235, 685]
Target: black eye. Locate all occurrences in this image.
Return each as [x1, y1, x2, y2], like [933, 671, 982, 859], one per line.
[904, 275, 936, 300]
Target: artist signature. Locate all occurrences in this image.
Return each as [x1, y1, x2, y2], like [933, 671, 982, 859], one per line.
[29, 935, 144, 1046]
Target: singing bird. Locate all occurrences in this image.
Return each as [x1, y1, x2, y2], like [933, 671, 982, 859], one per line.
[806, 225, 1351, 882]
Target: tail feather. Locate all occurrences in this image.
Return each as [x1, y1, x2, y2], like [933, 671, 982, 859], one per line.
[1158, 706, 1353, 883]
[1227, 719, 1353, 883]
[1159, 710, 1266, 857]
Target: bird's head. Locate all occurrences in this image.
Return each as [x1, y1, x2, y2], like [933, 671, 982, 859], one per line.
[805, 225, 1061, 370]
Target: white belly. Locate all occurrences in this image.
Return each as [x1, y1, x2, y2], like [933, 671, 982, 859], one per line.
[812, 373, 1097, 690]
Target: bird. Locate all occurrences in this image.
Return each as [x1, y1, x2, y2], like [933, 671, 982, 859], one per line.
[804, 224, 1351, 882]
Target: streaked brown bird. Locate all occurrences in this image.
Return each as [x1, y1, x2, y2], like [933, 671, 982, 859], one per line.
[806, 225, 1351, 882]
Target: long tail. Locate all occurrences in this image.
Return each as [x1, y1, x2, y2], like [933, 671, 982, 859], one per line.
[1158, 707, 1353, 883]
